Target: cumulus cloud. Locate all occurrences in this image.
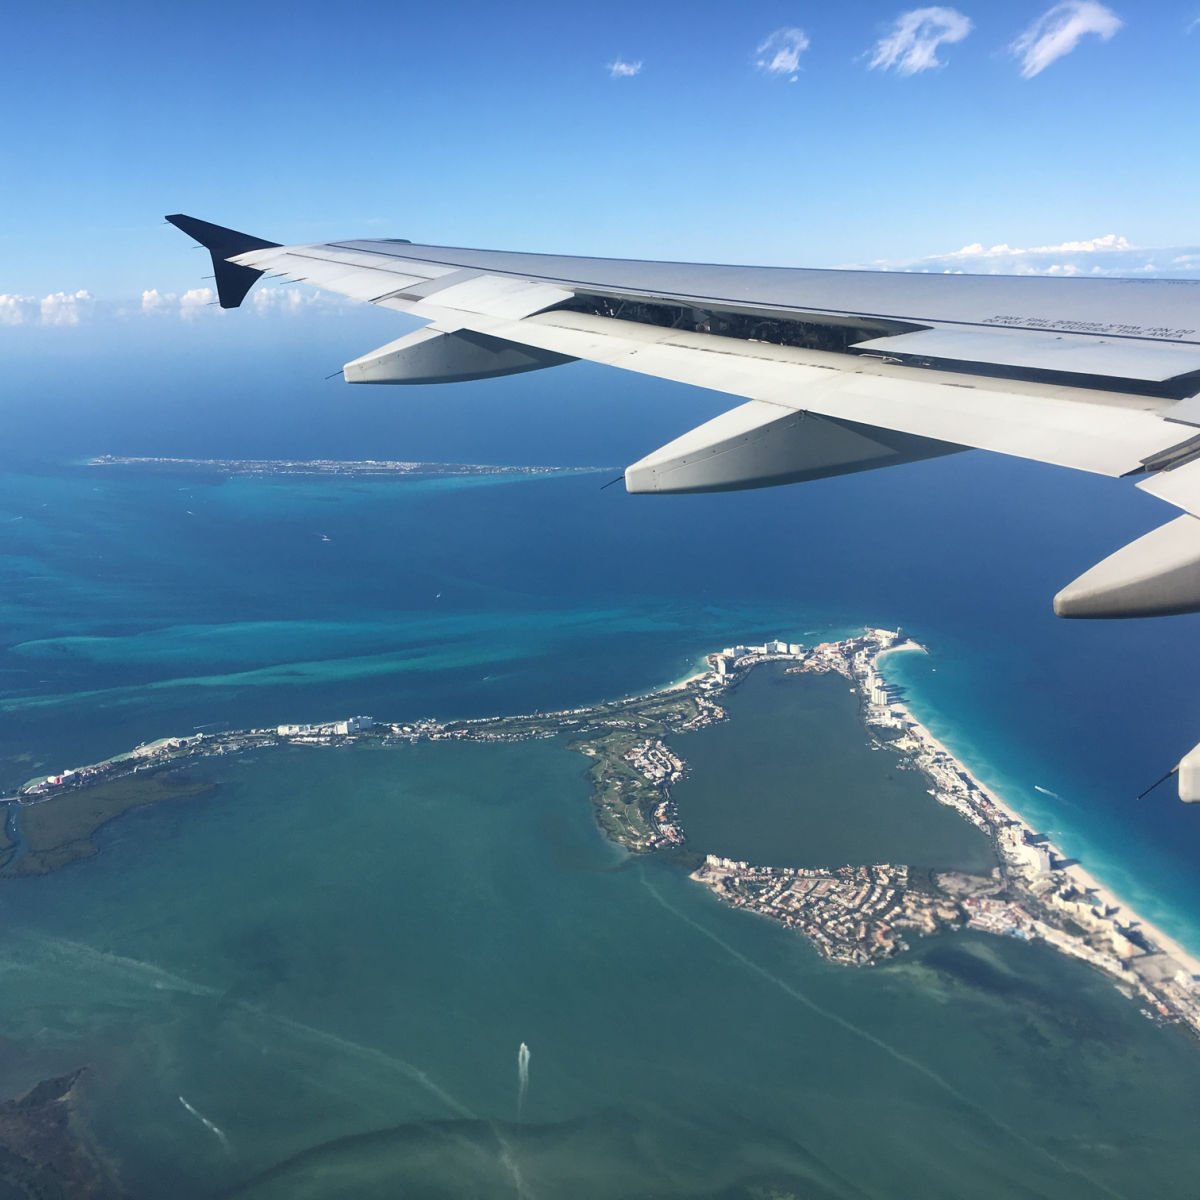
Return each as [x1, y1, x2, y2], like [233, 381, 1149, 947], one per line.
[0, 295, 37, 326]
[755, 28, 810, 79]
[179, 287, 215, 307]
[252, 286, 318, 313]
[3, 282, 343, 326]
[179, 287, 218, 319]
[1011, 2, 1122, 78]
[852, 234, 1200, 279]
[139, 281, 341, 318]
[0, 290, 94, 326]
[607, 58, 642, 78]
[140, 288, 172, 313]
[39, 289, 94, 326]
[868, 7, 972, 75]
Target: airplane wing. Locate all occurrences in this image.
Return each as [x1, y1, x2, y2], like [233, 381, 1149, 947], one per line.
[165, 214, 1200, 625]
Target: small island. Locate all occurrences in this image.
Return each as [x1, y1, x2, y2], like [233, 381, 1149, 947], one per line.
[5, 629, 1199, 1039]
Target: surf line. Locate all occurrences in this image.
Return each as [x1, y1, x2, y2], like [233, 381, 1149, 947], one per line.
[179, 1095, 231, 1151]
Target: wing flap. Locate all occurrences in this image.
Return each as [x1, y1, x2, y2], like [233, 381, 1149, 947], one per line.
[852, 328, 1200, 384]
[407, 275, 574, 320]
[1138, 456, 1200, 516]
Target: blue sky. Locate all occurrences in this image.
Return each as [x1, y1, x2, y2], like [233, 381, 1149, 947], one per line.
[2, 0, 1198, 322]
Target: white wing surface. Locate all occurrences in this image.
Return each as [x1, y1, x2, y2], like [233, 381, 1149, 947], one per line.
[166, 215, 1200, 623]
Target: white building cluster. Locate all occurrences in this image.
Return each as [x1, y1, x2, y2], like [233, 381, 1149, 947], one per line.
[276, 716, 375, 739]
[711, 639, 804, 677]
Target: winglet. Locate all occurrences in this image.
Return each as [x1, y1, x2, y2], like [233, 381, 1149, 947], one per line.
[164, 214, 281, 309]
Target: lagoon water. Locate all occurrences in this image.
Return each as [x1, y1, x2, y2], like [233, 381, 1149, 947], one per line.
[4, 315, 1200, 1194]
[7, 744, 1200, 1198]
[671, 664, 994, 872]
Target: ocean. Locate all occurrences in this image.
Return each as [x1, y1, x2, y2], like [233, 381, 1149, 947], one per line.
[3, 311, 1200, 1195]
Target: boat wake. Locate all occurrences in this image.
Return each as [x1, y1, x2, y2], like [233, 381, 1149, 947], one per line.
[179, 1095, 230, 1151]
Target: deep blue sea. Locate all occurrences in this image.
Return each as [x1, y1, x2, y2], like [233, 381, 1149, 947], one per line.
[3, 311, 1200, 1195]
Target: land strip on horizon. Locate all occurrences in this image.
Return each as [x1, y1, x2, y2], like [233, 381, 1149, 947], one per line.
[87, 455, 611, 477]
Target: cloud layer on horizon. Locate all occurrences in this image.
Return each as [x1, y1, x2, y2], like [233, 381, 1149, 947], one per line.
[854, 234, 1200, 278]
[0, 283, 348, 328]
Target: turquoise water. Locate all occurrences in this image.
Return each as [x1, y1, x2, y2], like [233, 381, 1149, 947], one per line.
[880, 644, 1200, 960]
[3, 744, 1200, 1198]
[4, 331, 1200, 1193]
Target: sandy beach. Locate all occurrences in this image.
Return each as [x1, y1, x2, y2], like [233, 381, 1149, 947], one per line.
[886, 673, 1200, 981]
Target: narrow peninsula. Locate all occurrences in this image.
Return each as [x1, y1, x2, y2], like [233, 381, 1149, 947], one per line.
[5, 629, 1199, 1039]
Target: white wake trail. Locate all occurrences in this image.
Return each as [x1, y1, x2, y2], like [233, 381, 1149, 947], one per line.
[178, 1095, 230, 1151]
[516, 1041, 531, 1120]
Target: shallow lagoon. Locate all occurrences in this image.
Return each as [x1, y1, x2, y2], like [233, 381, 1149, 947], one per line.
[671, 663, 995, 873]
[2, 741, 1200, 1198]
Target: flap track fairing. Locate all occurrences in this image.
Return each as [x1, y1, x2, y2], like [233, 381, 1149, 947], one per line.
[342, 328, 575, 385]
[624, 400, 961, 494]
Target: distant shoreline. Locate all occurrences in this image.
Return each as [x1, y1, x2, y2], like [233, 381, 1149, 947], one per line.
[86, 454, 611, 478]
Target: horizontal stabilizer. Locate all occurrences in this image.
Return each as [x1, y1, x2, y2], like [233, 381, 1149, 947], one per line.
[342, 327, 574, 384]
[624, 400, 960, 494]
[1054, 514, 1200, 618]
[164, 214, 280, 309]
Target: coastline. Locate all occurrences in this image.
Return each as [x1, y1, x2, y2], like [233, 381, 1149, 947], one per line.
[7, 627, 1199, 1034]
[895, 699, 1200, 981]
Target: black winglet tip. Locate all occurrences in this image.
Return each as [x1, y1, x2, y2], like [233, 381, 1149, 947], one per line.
[164, 214, 280, 309]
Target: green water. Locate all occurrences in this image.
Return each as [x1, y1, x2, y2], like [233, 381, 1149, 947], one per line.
[1, 735, 1199, 1198]
[672, 665, 995, 872]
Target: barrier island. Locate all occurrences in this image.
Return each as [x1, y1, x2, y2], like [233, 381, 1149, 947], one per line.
[5, 629, 1199, 1037]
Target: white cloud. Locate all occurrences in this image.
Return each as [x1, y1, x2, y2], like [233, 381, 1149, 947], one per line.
[141, 288, 171, 313]
[941, 233, 1133, 259]
[2, 283, 341, 326]
[178, 287, 217, 320]
[138, 282, 339, 318]
[868, 7, 972, 75]
[252, 286, 315, 313]
[0, 290, 94, 326]
[852, 234, 1200, 278]
[39, 289, 94, 326]
[140, 287, 218, 319]
[607, 58, 642, 78]
[755, 28, 810, 80]
[1011, 2, 1122, 78]
[0, 294, 36, 326]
